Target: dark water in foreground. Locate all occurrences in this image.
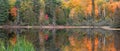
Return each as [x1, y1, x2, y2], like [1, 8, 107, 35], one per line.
[0, 29, 120, 51]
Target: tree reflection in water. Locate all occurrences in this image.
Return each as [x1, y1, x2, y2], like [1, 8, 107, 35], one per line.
[0, 29, 118, 51]
[61, 29, 116, 51]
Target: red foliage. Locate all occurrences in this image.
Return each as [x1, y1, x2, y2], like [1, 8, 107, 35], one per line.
[45, 14, 49, 20]
[10, 7, 17, 17]
[44, 34, 49, 40]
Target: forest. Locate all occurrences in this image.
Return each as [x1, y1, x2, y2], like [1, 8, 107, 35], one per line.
[0, 0, 120, 26]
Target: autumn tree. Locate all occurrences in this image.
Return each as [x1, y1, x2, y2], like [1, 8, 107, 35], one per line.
[61, 0, 108, 25]
[8, 7, 17, 22]
[61, 0, 87, 25]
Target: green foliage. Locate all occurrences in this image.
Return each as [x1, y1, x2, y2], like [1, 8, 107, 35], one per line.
[19, 0, 38, 25]
[45, 0, 68, 25]
[45, 0, 57, 19]
[33, 0, 40, 17]
[56, 8, 67, 25]
[0, 37, 35, 51]
[0, 0, 9, 25]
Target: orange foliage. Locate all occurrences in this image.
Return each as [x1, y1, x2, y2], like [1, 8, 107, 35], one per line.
[105, 35, 116, 51]
[62, 0, 100, 18]
[10, 7, 17, 17]
[63, 35, 117, 51]
[83, 37, 92, 51]
[106, 1, 120, 13]
[62, 0, 120, 18]
[85, 5, 92, 16]
[94, 37, 99, 51]
[107, 42, 116, 51]
[95, 7, 99, 16]
[84, 0, 120, 17]
[84, 0, 99, 17]
[9, 34, 17, 45]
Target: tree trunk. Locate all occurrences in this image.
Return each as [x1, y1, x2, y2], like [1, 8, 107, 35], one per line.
[91, 0, 95, 51]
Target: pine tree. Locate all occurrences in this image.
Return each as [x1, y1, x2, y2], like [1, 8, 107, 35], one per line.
[0, 0, 9, 25]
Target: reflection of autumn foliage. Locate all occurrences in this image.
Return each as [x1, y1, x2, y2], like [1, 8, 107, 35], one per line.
[8, 32, 17, 45]
[9, 36, 16, 45]
[44, 34, 49, 40]
[104, 35, 116, 51]
[94, 37, 99, 51]
[62, 34, 116, 51]
[83, 37, 92, 51]
[107, 41, 116, 51]
[68, 36, 77, 47]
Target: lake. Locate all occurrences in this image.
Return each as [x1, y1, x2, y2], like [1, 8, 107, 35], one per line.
[0, 28, 119, 51]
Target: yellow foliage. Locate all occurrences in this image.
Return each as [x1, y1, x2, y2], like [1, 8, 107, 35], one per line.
[69, 8, 77, 18]
[62, 0, 81, 8]
[62, 0, 120, 18]
[69, 0, 81, 7]
[9, 0, 16, 7]
[62, 0, 103, 18]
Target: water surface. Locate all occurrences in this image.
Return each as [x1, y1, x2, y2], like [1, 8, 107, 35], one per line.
[0, 28, 119, 51]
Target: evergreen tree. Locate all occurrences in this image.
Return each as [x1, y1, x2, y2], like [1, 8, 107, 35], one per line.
[0, 0, 9, 25]
[19, 0, 37, 25]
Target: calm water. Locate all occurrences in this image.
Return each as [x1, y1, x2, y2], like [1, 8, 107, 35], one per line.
[0, 28, 119, 51]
